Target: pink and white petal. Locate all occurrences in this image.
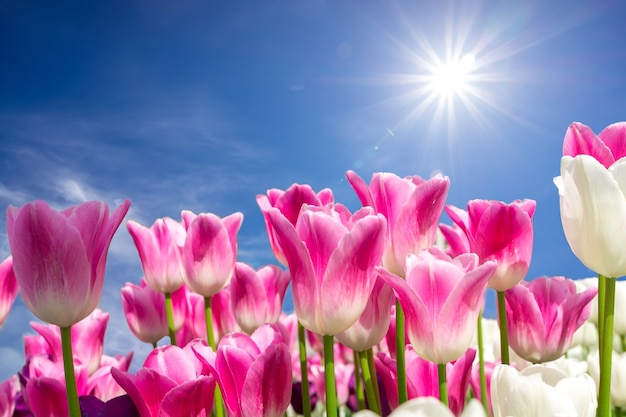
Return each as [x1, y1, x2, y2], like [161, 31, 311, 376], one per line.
[435, 261, 495, 363]
[377, 266, 435, 359]
[319, 214, 385, 335]
[564, 122, 615, 168]
[268, 209, 317, 331]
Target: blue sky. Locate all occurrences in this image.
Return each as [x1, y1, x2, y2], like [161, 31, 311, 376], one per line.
[1, 0, 625, 380]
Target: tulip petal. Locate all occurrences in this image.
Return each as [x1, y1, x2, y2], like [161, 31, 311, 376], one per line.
[377, 266, 434, 359]
[346, 170, 375, 208]
[8, 201, 93, 326]
[558, 155, 626, 277]
[240, 344, 291, 417]
[319, 214, 385, 335]
[563, 122, 615, 168]
[268, 209, 318, 332]
[159, 376, 215, 417]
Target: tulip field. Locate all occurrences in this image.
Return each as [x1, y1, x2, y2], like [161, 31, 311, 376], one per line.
[2, 121, 626, 416]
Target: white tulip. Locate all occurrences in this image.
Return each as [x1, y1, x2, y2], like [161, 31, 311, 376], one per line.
[491, 364, 597, 417]
[352, 398, 486, 417]
[554, 155, 626, 278]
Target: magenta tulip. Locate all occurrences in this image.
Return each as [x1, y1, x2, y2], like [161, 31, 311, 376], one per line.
[21, 355, 90, 413]
[0, 256, 18, 328]
[346, 170, 450, 277]
[112, 342, 216, 417]
[87, 353, 133, 401]
[405, 346, 476, 417]
[180, 210, 243, 297]
[230, 262, 291, 334]
[378, 247, 496, 364]
[28, 309, 109, 375]
[127, 216, 186, 294]
[438, 222, 470, 258]
[0, 375, 18, 417]
[446, 199, 535, 291]
[121, 279, 169, 345]
[257, 183, 334, 266]
[193, 324, 292, 417]
[268, 204, 386, 335]
[6, 200, 130, 327]
[505, 276, 597, 363]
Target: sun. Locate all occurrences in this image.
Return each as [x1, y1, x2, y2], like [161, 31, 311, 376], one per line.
[429, 53, 476, 98]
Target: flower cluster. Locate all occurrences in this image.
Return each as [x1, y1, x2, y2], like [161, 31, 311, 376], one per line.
[1, 121, 625, 417]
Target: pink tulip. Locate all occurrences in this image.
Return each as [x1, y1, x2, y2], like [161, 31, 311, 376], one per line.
[87, 353, 133, 401]
[28, 309, 110, 376]
[268, 204, 386, 335]
[180, 210, 243, 297]
[563, 121, 626, 169]
[505, 276, 597, 363]
[0, 375, 19, 417]
[257, 183, 334, 265]
[120, 279, 188, 345]
[446, 199, 535, 291]
[335, 276, 395, 352]
[230, 262, 291, 334]
[346, 170, 450, 277]
[378, 247, 496, 364]
[127, 216, 186, 294]
[375, 346, 476, 415]
[21, 355, 90, 413]
[121, 279, 169, 345]
[6, 200, 130, 327]
[193, 324, 292, 417]
[112, 342, 216, 417]
[180, 285, 241, 343]
[439, 222, 470, 258]
[0, 256, 18, 328]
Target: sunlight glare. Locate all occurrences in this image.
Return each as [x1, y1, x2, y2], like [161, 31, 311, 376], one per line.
[430, 53, 476, 97]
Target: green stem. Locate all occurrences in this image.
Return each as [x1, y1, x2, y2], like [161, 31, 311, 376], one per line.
[205, 296, 225, 417]
[395, 301, 408, 404]
[152, 341, 157, 349]
[205, 296, 215, 348]
[358, 351, 381, 415]
[60, 326, 81, 417]
[367, 348, 382, 413]
[165, 292, 177, 346]
[323, 335, 338, 417]
[477, 312, 489, 414]
[298, 322, 311, 417]
[496, 291, 510, 365]
[437, 363, 448, 407]
[598, 276, 616, 417]
[621, 335, 626, 354]
[616, 407, 624, 417]
[353, 351, 365, 411]
[598, 276, 606, 363]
